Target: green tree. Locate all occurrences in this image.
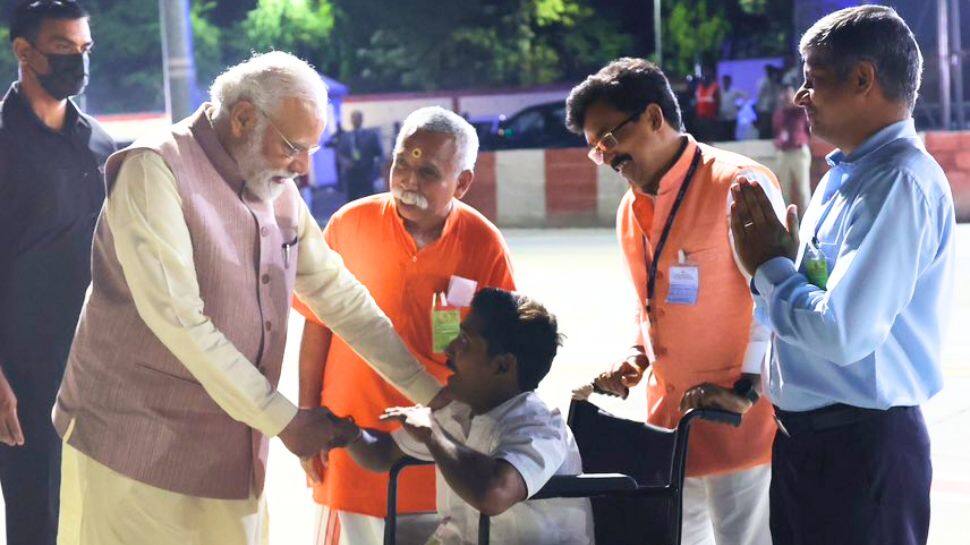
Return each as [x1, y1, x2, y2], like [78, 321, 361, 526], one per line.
[191, 1, 225, 93]
[726, 0, 794, 59]
[0, 0, 639, 112]
[83, 0, 164, 114]
[330, 0, 633, 93]
[665, 0, 731, 75]
[0, 28, 17, 87]
[227, 0, 335, 76]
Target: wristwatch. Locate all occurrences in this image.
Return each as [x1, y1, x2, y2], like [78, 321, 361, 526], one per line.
[732, 376, 760, 404]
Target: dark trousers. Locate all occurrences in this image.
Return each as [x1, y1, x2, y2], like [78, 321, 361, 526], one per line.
[345, 170, 375, 203]
[0, 363, 62, 545]
[756, 113, 773, 140]
[770, 405, 931, 545]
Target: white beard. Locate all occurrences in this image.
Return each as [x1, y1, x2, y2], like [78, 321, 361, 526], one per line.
[234, 120, 293, 203]
[244, 174, 290, 203]
[391, 186, 429, 210]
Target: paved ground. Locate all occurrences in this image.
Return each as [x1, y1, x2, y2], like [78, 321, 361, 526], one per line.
[2, 227, 968, 543]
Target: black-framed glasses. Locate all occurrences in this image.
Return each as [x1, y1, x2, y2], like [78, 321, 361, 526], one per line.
[587, 113, 640, 165]
[257, 108, 321, 159]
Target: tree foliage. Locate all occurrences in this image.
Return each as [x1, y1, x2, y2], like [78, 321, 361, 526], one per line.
[0, 0, 790, 115]
[317, 0, 633, 93]
[0, 0, 165, 114]
[665, 0, 731, 75]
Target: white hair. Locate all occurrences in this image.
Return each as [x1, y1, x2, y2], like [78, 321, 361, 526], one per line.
[210, 51, 329, 121]
[394, 107, 479, 171]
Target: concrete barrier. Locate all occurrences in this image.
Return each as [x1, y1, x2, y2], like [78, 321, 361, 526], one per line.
[465, 134, 970, 227]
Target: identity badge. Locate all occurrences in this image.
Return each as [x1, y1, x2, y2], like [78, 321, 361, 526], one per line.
[446, 275, 478, 308]
[804, 244, 829, 289]
[667, 250, 699, 305]
[431, 292, 461, 353]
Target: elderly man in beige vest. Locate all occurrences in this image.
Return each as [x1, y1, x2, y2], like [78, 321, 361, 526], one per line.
[51, 51, 443, 545]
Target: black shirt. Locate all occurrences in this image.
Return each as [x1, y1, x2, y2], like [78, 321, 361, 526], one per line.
[0, 83, 115, 377]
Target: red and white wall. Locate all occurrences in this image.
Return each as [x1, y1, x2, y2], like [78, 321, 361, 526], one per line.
[462, 148, 629, 228]
[463, 135, 970, 228]
[924, 132, 970, 222]
[96, 111, 970, 226]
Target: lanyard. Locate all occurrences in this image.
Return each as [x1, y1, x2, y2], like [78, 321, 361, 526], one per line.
[645, 147, 703, 312]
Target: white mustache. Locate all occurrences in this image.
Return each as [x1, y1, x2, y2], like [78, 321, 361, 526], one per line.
[244, 171, 293, 202]
[392, 187, 429, 210]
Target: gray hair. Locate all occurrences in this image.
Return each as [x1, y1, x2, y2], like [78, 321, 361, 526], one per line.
[800, 5, 922, 109]
[210, 51, 329, 121]
[394, 107, 479, 171]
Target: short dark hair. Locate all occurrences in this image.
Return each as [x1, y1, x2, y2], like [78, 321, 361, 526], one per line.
[9, 0, 88, 43]
[470, 288, 562, 392]
[565, 57, 683, 135]
[799, 5, 922, 108]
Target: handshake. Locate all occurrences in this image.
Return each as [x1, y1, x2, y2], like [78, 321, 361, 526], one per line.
[278, 407, 360, 458]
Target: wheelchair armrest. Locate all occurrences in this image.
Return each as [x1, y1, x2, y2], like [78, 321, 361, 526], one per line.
[389, 456, 434, 481]
[682, 408, 742, 428]
[531, 473, 639, 499]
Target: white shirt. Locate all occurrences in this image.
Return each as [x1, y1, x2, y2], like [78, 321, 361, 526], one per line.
[719, 88, 747, 121]
[393, 392, 595, 545]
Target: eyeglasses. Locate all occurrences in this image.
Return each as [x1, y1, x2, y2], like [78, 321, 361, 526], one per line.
[257, 108, 321, 159]
[587, 113, 639, 165]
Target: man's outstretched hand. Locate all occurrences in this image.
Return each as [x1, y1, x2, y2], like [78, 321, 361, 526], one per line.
[0, 368, 24, 447]
[381, 405, 434, 444]
[574, 351, 650, 400]
[279, 407, 358, 458]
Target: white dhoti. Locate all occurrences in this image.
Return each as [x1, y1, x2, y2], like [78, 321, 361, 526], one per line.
[58, 442, 269, 545]
[680, 463, 772, 545]
[314, 505, 439, 545]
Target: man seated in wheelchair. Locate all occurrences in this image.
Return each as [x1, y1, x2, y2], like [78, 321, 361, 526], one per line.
[328, 287, 594, 544]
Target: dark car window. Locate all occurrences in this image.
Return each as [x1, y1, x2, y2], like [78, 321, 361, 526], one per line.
[480, 100, 586, 151]
[505, 109, 545, 139]
[548, 105, 572, 136]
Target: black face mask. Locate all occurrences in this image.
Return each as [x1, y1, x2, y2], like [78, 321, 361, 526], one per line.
[35, 51, 89, 100]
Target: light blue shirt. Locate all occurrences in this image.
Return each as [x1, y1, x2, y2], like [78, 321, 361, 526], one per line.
[753, 119, 955, 411]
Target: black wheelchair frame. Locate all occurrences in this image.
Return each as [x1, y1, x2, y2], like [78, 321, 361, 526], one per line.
[383, 399, 741, 545]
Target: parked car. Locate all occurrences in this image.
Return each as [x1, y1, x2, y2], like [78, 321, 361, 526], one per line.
[465, 114, 504, 143]
[480, 100, 585, 151]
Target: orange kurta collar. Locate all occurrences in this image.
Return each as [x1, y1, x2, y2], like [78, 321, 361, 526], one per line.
[630, 134, 699, 238]
[656, 134, 699, 197]
[384, 194, 462, 255]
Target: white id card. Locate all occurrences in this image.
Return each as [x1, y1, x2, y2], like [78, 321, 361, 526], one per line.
[667, 264, 699, 305]
[446, 275, 478, 308]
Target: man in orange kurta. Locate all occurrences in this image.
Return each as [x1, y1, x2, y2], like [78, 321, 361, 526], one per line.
[296, 107, 515, 545]
[567, 58, 785, 545]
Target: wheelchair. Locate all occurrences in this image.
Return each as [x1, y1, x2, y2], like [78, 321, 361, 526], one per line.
[383, 398, 741, 545]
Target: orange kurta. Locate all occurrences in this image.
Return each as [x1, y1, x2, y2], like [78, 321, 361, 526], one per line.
[295, 193, 516, 517]
[617, 135, 777, 477]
